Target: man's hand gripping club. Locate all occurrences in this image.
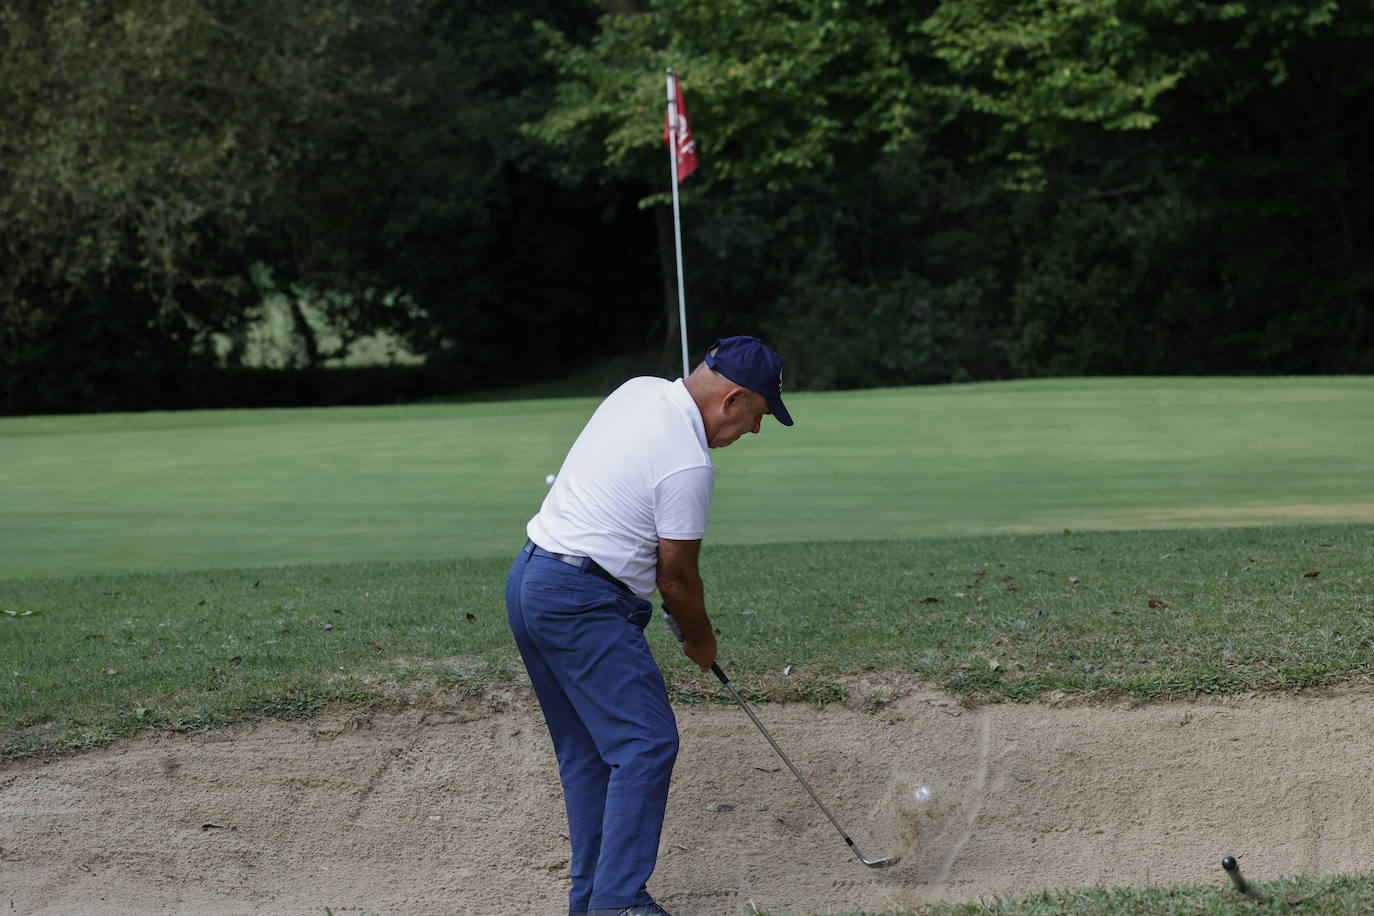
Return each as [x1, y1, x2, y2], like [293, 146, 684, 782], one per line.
[662, 605, 715, 672]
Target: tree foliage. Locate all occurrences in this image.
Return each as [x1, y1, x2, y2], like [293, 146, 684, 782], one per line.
[0, 0, 440, 410]
[1, 0, 1370, 413]
[0, 0, 645, 412]
[528, 0, 946, 193]
[531, 0, 1372, 384]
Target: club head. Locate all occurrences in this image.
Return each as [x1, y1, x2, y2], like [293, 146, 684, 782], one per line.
[849, 841, 899, 868]
[858, 853, 899, 869]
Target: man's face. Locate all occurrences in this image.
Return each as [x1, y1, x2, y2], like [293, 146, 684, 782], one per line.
[709, 390, 769, 448]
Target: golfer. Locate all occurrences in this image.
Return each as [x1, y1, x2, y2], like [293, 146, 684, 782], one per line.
[506, 336, 792, 916]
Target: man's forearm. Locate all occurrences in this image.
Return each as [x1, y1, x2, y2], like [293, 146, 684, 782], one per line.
[657, 537, 716, 671]
[659, 569, 717, 672]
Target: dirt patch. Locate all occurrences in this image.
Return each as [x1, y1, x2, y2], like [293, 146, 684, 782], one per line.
[4, 681, 1373, 915]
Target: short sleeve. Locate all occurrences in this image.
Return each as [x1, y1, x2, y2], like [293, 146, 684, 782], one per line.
[653, 466, 714, 540]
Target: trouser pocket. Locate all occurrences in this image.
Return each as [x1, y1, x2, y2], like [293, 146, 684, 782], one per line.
[616, 589, 653, 630]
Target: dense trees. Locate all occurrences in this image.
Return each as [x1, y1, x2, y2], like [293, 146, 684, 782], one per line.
[2, 1, 437, 409]
[0, 0, 650, 412]
[531, 0, 1373, 382]
[1, 0, 1369, 413]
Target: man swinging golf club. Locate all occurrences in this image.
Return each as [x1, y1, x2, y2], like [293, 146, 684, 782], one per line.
[505, 336, 792, 916]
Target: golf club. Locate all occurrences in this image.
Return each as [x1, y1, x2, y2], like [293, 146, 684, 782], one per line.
[709, 660, 898, 868]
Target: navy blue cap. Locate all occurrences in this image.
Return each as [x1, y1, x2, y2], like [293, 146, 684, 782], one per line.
[703, 336, 793, 426]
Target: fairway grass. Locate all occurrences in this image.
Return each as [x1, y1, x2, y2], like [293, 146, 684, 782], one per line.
[4, 523, 1369, 761]
[1, 376, 1372, 577]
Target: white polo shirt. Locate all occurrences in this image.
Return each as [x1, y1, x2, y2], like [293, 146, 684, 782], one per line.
[527, 377, 714, 597]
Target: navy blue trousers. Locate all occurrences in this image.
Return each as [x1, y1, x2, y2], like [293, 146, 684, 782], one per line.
[506, 547, 679, 913]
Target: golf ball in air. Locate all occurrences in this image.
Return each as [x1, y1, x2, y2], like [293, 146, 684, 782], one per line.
[546, 474, 557, 485]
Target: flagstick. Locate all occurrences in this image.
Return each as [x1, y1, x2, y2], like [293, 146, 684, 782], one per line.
[666, 67, 690, 380]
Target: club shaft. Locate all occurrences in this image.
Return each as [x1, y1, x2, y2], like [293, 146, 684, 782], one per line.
[711, 662, 884, 865]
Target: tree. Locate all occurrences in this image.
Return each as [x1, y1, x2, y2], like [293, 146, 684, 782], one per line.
[532, 0, 1372, 383]
[0, 0, 663, 412]
[529, 1, 949, 192]
[990, 0, 1374, 374]
[529, 1, 1044, 383]
[0, 0, 451, 411]
[366, 0, 661, 390]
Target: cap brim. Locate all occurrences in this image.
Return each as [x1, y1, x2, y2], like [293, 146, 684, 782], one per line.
[767, 395, 794, 427]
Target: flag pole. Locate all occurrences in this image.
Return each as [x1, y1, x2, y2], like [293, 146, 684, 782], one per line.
[666, 67, 690, 379]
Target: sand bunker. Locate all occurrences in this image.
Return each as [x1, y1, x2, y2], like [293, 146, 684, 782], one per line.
[4, 679, 1373, 915]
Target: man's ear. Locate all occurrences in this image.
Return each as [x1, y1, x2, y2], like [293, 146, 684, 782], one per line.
[722, 386, 748, 411]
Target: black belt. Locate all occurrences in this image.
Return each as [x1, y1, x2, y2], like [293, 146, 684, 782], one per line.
[523, 540, 631, 593]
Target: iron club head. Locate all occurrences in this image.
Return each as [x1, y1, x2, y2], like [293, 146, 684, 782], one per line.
[858, 851, 899, 869]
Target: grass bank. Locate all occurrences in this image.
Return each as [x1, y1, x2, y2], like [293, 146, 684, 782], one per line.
[4, 523, 1369, 760]
[772, 871, 1374, 914]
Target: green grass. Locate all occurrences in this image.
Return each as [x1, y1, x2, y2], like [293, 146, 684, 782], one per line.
[1, 557, 514, 758]
[769, 871, 1374, 914]
[4, 523, 1369, 760]
[1, 377, 1371, 577]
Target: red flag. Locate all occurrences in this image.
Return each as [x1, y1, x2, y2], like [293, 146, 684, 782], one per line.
[663, 75, 697, 182]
